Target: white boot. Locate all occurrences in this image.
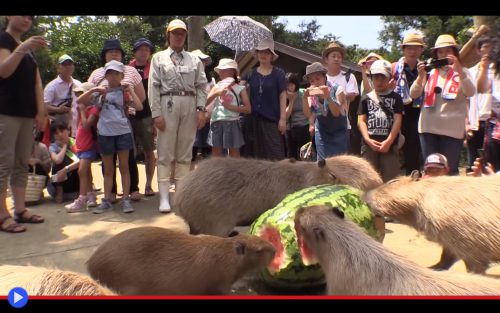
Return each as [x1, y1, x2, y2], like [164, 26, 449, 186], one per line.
[158, 181, 171, 213]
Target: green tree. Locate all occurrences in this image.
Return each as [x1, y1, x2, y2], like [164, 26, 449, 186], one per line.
[379, 16, 474, 60]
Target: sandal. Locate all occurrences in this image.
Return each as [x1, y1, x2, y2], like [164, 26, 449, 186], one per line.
[130, 191, 142, 202]
[144, 186, 155, 197]
[0, 216, 26, 233]
[13, 209, 45, 224]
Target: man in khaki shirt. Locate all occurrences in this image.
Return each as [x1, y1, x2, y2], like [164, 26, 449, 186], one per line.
[148, 19, 207, 213]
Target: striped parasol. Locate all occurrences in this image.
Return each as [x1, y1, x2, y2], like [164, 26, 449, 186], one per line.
[204, 16, 273, 58]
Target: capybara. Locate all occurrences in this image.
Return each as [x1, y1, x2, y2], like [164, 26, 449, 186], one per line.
[86, 227, 275, 295]
[0, 265, 115, 296]
[175, 155, 383, 236]
[294, 205, 500, 295]
[363, 173, 500, 274]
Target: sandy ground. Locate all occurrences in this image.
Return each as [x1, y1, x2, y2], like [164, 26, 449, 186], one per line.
[1, 161, 498, 295]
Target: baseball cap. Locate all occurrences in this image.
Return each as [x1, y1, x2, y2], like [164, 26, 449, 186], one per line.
[58, 54, 74, 64]
[104, 60, 124, 73]
[370, 60, 392, 78]
[166, 19, 187, 32]
[133, 38, 155, 53]
[424, 153, 448, 169]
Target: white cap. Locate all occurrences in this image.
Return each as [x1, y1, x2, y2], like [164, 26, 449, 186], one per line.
[370, 60, 392, 78]
[104, 60, 124, 73]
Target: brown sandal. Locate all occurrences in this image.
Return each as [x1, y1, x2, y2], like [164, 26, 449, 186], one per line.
[13, 209, 45, 224]
[0, 216, 27, 233]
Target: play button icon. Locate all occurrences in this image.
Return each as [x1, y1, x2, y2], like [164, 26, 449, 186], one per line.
[8, 287, 28, 308]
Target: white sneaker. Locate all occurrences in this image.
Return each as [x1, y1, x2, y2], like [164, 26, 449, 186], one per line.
[65, 196, 88, 213]
[87, 192, 97, 208]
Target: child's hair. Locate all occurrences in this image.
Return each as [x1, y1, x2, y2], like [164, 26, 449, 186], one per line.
[50, 120, 69, 134]
[285, 73, 300, 91]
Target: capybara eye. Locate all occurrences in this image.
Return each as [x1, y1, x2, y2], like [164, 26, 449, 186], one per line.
[235, 242, 246, 255]
[313, 227, 325, 241]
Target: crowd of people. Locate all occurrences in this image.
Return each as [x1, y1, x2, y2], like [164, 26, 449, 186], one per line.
[0, 16, 498, 234]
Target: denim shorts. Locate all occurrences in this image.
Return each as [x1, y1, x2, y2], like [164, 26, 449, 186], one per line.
[77, 148, 97, 160]
[98, 133, 134, 155]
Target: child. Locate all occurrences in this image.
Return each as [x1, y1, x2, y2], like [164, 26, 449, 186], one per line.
[65, 82, 99, 213]
[29, 131, 52, 188]
[422, 153, 449, 178]
[302, 62, 347, 160]
[48, 121, 80, 203]
[358, 60, 404, 182]
[78, 60, 142, 214]
[206, 59, 251, 157]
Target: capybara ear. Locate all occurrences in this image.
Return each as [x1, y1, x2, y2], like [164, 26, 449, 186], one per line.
[235, 241, 246, 255]
[313, 227, 325, 241]
[228, 230, 239, 237]
[331, 207, 345, 219]
[410, 170, 421, 181]
[317, 159, 326, 168]
[288, 158, 297, 163]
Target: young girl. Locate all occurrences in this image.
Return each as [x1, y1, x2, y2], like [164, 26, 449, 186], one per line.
[78, 61, 142, 214]
[302, 62, 347, 161]
[206, 59, 251, 157]
[65, 82, 99, 213]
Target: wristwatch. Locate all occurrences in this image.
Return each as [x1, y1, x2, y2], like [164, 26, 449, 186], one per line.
[196, 106, 207, 112]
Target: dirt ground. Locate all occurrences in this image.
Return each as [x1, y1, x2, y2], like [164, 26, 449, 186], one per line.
[1, 161, 498, 295]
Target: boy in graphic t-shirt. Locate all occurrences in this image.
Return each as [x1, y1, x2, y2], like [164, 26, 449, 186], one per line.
[358, 60, 403, 182]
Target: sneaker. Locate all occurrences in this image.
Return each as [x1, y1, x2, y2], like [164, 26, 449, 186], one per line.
[93, 199, 113, 214]
[65, 196, 87, 213]
[87, 192, 97, 208]
[121, 197, 135, 213]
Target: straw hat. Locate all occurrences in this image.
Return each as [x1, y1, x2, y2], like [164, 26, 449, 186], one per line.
[401, 32, 425, 48]
[432, 34, 459, 50]
[359, 52, 383, 64]
[322, 42, 345, 59]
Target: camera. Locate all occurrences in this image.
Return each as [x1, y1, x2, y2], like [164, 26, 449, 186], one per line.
[424, 58, 450, 72]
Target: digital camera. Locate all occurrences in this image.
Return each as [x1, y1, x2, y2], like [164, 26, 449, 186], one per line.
[424, 58, 450, 72]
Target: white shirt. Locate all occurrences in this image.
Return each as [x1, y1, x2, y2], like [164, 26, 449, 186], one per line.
[43, 76, 82, 137]
[468, 63, 494, 130]
[326, 71, 359, 129]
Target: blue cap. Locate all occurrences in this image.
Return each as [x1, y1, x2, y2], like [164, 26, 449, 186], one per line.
[133, 38, 155, 53]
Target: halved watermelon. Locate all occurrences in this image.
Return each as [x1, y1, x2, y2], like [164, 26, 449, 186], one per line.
[249, 184, 378, 289]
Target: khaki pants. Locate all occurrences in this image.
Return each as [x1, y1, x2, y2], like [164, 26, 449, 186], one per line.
[156, 96, 197, 184]
[0, 114, 35, 192]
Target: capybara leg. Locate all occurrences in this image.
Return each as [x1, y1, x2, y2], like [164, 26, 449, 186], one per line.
[374, 216, 385, 242]
[464, 260, 488, 275]
[429, 248, 458, 270]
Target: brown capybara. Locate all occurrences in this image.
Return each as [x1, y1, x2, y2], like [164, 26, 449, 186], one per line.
[0, 265, 115, 296]
[175, 155, 383, 236]
[86, 227, 275, 295]
[363, 172, 500, 274]
[294, 205, 500, 295]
